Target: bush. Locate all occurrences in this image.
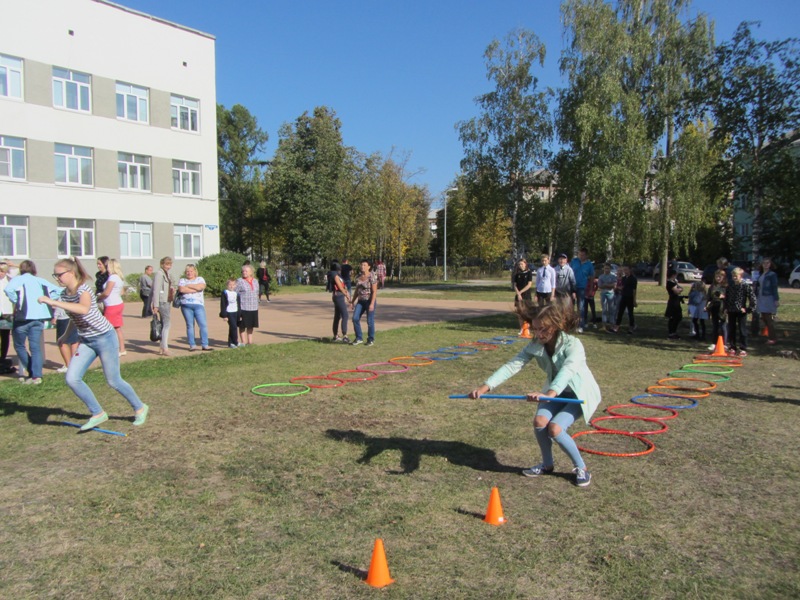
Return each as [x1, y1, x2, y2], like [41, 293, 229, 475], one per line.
[197, 252, 249, 296]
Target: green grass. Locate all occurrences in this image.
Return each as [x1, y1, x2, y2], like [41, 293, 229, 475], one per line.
[0, 305, 798, 599]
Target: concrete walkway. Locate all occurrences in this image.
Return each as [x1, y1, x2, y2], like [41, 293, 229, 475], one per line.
[25, 292, 513, 373]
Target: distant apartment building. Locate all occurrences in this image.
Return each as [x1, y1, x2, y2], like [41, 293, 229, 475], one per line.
[0, 0, 219, 277]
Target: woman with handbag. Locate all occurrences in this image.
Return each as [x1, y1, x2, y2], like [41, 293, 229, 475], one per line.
[150, 256, 175, 356]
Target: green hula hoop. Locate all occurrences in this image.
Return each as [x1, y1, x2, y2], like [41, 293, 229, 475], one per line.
[680, 363, 734, 375]
[669, 368, 730, 382]
[251, 382, 311, 397]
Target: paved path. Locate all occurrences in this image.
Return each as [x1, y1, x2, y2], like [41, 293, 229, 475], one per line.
[28, 293, 512, 372]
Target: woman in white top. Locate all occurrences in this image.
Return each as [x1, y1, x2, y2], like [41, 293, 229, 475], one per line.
[97, 258, 127, 356]
[178, 264, 212, 351]
[38, 257, 148, 431]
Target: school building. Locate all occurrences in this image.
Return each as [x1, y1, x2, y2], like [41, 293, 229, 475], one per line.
[0, 0, 219, 277]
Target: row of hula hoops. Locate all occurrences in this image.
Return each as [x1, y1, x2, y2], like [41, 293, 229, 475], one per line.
[572, 348, 745, 458]
[250, 336, 523, 397]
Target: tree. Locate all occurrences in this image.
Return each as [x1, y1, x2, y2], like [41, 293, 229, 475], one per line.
[457, 29, 553, 261]
[217, 104, 269, 255]
[706, 22, 800, 260]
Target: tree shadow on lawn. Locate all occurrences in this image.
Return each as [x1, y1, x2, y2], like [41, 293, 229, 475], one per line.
[714, 389, 800, 407]
[325, 429, 519, 475]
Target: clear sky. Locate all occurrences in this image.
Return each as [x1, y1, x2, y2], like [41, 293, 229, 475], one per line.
[119, 0, 799, 204]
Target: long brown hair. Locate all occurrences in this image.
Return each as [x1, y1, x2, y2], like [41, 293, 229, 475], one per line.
[518, 294, 579, 334]
[55, 257, 91, 286]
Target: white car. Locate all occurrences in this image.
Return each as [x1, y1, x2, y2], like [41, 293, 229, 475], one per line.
[790, 265, 800, 289]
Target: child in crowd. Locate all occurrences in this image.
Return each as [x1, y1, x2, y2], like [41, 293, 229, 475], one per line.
[469, 300, 602, 488]
[706, 269, 728, 350]
[611, 265, 637, 334]
[597, 263, 617, 327]
[724, 267, 756, 357]
[665, 269, 684, 339]
[219, 278, 241, 348]
[688, 281, 708, 341]
[584, 273, 598, 327]
[52, 305, 79, 373]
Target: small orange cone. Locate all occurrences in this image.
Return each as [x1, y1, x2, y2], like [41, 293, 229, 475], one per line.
[365, 538, 395, 588]
[760, 326, 768, 337]
[484, 486, 507, 526]
[710, 336, 727, 357]
[520, 322, 533, 338]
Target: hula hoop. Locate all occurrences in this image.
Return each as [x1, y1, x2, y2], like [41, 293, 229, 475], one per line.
[646, 385, 709, 398]
[437, 346, 479, 355]
[668, 369, 730, 383]
[491, 336, 519, 344]
[605, 403, 679, 420]
[630, 393, 699, 410]
[572, 429, 656, 457]
[681, 363, 734, 374]
[289, 375, 345, 388]
[327, 369, 379, 382]
[251, 383, 311, 397]
[457, 342, 499, 351]
[478, 338, 507, 345]
[590, 415, 669, 435]
[412, 350, 459, 361]
[388, 356, 435, 367]
[357, 362, 409, 374]
[656, 377, 717, 392]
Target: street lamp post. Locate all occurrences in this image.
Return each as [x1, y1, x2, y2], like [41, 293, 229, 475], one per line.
[444, 187, 457, 281]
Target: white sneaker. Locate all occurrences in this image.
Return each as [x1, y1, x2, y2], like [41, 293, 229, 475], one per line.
[56, 365, 68, 373]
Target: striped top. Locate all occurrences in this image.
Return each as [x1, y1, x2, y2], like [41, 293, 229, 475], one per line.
[61, 283, 113, 338]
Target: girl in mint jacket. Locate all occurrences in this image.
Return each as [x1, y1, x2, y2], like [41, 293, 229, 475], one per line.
[470, 300, 601, 487]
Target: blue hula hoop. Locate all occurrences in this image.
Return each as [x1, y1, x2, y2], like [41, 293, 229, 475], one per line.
[437, 346, 479, 355]
[630, 393, 699, 410]
[412, 350, 459, 361]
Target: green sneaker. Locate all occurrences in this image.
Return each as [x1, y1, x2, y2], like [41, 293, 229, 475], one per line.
[80, 412, 108, 431]
[133, 404, 149, 426]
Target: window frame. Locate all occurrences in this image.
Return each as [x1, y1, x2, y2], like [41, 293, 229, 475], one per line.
[116, 82, 149, 123]
[119, 221, 153, 259]
[171, 160, 201, 197]
[56, 218, 95, 258]
[173, 224, 202, 259]
[0, 215, 28, 258]
[118, 152, 151, 192]
[0, 135, 26, 181]
[52, 67, 92, 113]
[170, 94, 200, 133]
[54, 143, 93, 187]
[0, 54, 24, 100]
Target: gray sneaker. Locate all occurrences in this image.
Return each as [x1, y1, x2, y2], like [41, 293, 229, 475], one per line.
[574, 467, 591, 487]
[522, 463, 554, 478]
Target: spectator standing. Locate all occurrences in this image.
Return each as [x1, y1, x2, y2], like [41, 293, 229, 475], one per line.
[340, 259, 353, 294]
[756, 258, 780, 345]
[97, 258, 127, 356]
[329, 262, 351, 343]
[375, 260, 387, 289]
[138, 265, 153, 317]
[597, 264, 617, 327]
[584, 273, 598, 327]
[705, 269, 728, 350]
[219, 278, 241, 348]
[724, 267, 756, 357]
[236, 264, 260, 346]
[688, 281, 708, 341]
[95, 256, 109, 298]
[0, 260, 15, 371]
[534, 254, 556, 306]
[554, 253, 576, 300]
[256, 261, 271, 303]
[179, 264, 212, 352]
[513, 258, 534, 336]
[665, 269, 684, 339]
[351, 260, 378, 346]
[151, 257, 175, 356]
[3, 260, 61, 384]
[570, 248, 594, 332]
[611, 265, 637, 334]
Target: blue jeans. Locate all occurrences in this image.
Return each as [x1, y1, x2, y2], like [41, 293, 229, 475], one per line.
[12, 319, 44, 378]
[534, 390, 586, 469]
[352, 299, 376, 342]
[181, 303, 209, 348]
[600, 292, 615, 324]
[575, 290, 586, 327]
[67, 329, 144, 416]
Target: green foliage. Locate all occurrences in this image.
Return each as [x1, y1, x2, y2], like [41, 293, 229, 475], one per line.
[196, 251, 249, 296]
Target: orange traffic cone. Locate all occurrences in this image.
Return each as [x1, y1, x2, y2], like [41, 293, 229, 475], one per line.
[520, 322, 533, 339]
[760, 326, 769, 337]
[365, 538, 395, 588]
[484, 487, 507, 526]
[710, 336, 727, 357]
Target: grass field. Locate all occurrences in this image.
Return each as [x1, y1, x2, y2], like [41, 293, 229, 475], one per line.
[1, 286, 798, 599]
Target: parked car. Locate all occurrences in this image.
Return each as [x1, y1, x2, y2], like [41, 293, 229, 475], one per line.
[634, 262, 655, 278]
[653, 261, 703, 283]
[790, 265, 800, 288]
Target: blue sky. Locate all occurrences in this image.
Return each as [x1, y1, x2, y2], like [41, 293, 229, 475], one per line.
[120, 0, 799, 204]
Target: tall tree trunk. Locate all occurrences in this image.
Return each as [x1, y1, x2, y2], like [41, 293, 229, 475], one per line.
[659, 117, 675, 287]
[573, 190, 587, 257]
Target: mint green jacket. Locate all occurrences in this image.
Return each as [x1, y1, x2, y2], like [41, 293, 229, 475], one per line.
[484, 332, 602, 423]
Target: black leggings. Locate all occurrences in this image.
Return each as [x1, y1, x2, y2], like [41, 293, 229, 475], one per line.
[332, 293, 349, 337]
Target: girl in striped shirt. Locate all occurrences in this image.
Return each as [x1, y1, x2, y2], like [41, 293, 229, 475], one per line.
[38, 257, 149, 431]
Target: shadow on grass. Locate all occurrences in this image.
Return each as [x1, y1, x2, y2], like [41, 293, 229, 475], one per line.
[330, 560, 367, 581]
[0, 397, 86, 425]
[326, 429, 519, 475]
[715, 390, 800, 407]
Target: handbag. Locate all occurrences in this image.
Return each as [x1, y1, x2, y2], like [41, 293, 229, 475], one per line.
[172, 290, 182, 308]
[149, 314, 162, 342]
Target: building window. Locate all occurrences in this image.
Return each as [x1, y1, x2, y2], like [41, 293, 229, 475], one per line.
[0, 135, 25, 180]
[116, 82, 149, 123]
[120, 222, 152, 258]
[55, 143, 93, 186]
[174, 224, 202, 258]
[0, 215, 28, 257]
[57, 218, 94, 257]
[52, 67, 91, 112]
[118, 152, 151, 191]
[0, 54, 23, 99]
[172, 160, 201, 196]
[738, 223, 751, 236]
[170, 94, 199, 132]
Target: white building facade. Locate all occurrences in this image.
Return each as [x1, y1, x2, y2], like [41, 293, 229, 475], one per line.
[0, 0, 219, 277]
